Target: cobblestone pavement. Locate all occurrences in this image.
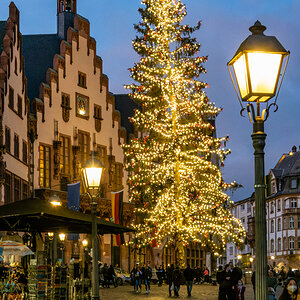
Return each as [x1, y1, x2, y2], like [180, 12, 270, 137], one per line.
[99, 283, 259, 300]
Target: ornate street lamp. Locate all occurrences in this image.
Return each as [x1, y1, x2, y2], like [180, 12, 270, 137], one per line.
[59, 233, 66, 265]
[81, 153, 104, 300]
[227, 21, 289, 300]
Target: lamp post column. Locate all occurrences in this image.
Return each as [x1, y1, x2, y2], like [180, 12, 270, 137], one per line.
[91, 200, 100, 300]
[252, 119, 267, 300]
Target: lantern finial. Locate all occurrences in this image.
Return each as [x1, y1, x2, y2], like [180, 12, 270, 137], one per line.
[249, 21, 266, 35]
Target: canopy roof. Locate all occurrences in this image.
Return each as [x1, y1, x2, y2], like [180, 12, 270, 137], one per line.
[0, 198, 134, 235]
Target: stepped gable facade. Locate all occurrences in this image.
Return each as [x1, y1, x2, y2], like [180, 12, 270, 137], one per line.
[0, 0, 135, 269]
[0, 2, 29, 205]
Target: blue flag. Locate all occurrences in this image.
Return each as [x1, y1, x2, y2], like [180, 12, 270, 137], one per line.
[67, 182, 80, 240]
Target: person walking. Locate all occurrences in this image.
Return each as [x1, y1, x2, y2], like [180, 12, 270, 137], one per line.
[166, 264, 174, 297]
[107, 265, 117, 288]
[144, 265, 152, 294]
[102, 263, 109, 288]
[173, 266, 183, 297]
[134, 266, 142, 293]
[184, 264, 195, 297]
[216, 266, 224, 300]
[204, 267, 210, 283]
[219, 264, 233, 300]
[278, 277, 298, 300]
[267, 269, 278, 300]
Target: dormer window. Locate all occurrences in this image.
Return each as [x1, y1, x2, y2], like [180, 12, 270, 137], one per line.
[290, 178, 297, 189]
[271, 180, 276, 194]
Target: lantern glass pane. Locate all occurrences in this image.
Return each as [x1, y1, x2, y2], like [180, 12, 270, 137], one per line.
[84, 167, 102, 188]
[247, 52, 282, 94]
[233, 54, 249, 99]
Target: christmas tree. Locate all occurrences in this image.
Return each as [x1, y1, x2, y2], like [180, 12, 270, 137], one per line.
[123, 0, 246, 267]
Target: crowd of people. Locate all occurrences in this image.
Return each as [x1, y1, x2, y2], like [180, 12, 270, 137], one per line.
[98, 263, 118, 288]
[129, 262, 299, 299]
[0, 262, 27, 300]
[130, 263, 211, 297]
[251, 267, 299, 300]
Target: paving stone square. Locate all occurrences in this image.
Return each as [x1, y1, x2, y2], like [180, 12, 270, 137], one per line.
[99, 283, 257, 300]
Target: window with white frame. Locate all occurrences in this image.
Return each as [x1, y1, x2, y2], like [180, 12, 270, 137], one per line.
[277, 199, 281, 211]
[229, 246, 233, 256]
[277, 238, 281, 251]
[241, 217, 245, 224]
[290, 179, 297, 189]
[277, 218, 281, 231]
[289, 237, 295, 250]
[241, 204, 245, 211]
[289, 217, 295, 229]
[271, 202, 274, 213]
[291, 198, 297, 208]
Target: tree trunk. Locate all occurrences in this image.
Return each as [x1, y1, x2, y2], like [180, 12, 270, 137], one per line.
[175, 233, 185, 268]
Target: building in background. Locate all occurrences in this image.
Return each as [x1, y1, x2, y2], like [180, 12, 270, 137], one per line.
[0, 0, 135, 271]
[221, 146, 300, 270]
[0, 3, 30, 207]
[266, 146, 300, 269]
[221, 196, 253, 268]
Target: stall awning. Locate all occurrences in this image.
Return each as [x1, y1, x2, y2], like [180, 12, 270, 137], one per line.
[0, 198, 134, 234]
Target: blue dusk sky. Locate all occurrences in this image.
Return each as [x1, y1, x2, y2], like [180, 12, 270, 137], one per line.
[0, 0, 299, 202]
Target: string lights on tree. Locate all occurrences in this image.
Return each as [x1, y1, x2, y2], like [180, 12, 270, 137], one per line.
[123, 0, 246, 267]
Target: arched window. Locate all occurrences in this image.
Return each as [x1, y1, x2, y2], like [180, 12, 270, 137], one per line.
[277, 238, 281, 252]
[277, 218, 281, 231]
[271, 239, 274, 252]
[271, 220, 274, 233]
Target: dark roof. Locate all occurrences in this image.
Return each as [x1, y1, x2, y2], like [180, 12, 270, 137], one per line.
[114, 94, 139, 139]
[272, 151, 300, 178]
[0, 198, 134, 234]
[22, 34, 61, 100]
[0, 21, 6, 52]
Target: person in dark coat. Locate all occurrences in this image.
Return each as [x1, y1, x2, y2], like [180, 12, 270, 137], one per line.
[184, 264, 195, 297]
[219, 264, 233, 300]
[231, 266, 243, 299]
[287, 268, 295, 278]
[267, 269, 278, 300]
[173, 266, 183, 297]
[166, 264, 174, 297]
[107, 265, 117, 288]
[278, 277, 298, 300]
[102, 263, 109, 288]
[217, 266, 224, 300]
[144, 265, 152, 294]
